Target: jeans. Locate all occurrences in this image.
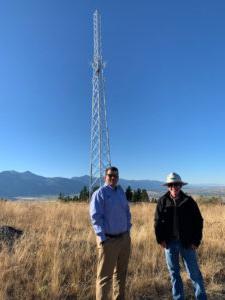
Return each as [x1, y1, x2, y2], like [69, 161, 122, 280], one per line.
[165, 240, 207, 300]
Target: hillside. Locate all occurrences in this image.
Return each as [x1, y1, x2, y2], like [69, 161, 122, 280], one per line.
[0, 170, 225, 198]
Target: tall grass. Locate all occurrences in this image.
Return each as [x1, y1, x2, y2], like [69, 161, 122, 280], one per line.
[0, 201, 224, 299]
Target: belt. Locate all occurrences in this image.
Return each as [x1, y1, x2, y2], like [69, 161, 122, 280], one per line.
[105, 231, 128, 238]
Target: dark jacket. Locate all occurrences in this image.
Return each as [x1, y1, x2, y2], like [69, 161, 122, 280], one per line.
[154, 191, 203, 248]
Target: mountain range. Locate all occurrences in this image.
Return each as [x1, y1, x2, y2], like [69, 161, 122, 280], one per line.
[0, 170, 224, 198]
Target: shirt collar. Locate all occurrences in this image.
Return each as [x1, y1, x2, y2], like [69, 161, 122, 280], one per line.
[169, 191, 183, 203]
[104, 183, 117, 190]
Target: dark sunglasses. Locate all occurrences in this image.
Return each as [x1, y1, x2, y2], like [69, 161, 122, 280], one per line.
[106, 173, 118, 178]
[168, 183, 182, 188]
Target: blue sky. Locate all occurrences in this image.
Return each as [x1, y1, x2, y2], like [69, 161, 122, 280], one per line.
[0, 1, 225, 184]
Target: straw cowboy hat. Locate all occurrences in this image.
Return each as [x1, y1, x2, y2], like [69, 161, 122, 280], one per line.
[163, 172, 188, 186]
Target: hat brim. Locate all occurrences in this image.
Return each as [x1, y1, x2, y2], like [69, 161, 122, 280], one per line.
[163, 182, 188, 186]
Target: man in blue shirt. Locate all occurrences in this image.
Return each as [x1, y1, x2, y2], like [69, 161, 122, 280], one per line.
[90, 166, 132, 300]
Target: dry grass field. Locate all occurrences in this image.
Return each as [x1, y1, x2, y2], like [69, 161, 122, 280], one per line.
[0, 200, 224, 300]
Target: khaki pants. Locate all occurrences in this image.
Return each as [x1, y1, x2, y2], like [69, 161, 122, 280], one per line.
[96, 233, 131, 300]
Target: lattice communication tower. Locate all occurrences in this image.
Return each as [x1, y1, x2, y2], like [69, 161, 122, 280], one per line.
[89, 10, 111, 195]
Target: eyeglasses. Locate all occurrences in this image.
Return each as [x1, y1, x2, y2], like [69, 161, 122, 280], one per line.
[106, 173, 118, 178]
[168, 183, 182, 188]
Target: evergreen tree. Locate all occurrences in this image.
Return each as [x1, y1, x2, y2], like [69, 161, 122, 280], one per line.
[133, 188, 142, 202]
[150, 197, 157, 203]
[93, 186, 100, 193]
[58, 192, 64, 201]
[79, 186, 89, 201]
[72, 195, 79, 201]
[64, 195, 71, 202]
[126, 186, 133, 202]
[141, 189, 149, 202]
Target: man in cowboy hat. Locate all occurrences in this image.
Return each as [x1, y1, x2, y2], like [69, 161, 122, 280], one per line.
[154, 172, 207, 300]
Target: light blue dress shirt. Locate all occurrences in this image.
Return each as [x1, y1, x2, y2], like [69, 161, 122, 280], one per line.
[90, 184, 132, 242]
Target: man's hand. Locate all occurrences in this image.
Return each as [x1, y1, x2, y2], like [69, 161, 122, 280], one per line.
[160, 241, 167, 248]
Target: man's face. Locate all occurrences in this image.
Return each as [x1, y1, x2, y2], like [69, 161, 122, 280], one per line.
[105, 170, 119, 188]
[168, 183, 182, 198]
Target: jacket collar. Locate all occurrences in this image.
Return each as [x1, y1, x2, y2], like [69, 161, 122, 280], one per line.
[163, 190, 190, 206]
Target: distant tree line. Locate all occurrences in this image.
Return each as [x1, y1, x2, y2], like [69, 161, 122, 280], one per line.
[125, 186, 150, 202]
[59, 185, 152, 203]
[58, 186, 99, 202]
[0, 198, 7, 202]
[58, 186, 89, 202]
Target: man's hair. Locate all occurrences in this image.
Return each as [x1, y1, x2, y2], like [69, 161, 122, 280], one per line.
[105, 166, 119, 175]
